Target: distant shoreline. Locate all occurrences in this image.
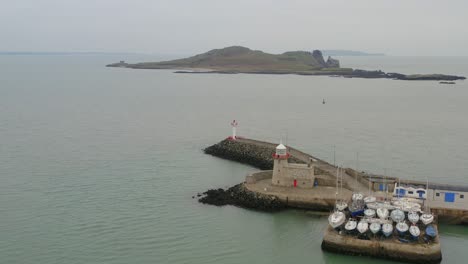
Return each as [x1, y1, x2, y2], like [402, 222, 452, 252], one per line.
[109, 65, 466, 81]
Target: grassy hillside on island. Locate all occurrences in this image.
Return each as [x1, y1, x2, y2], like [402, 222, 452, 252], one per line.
[107, 46, 465, 81]
[108, 46, 347, 73]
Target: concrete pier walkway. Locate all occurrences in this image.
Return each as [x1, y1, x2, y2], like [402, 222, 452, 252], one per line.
[237, 138, 369, 193]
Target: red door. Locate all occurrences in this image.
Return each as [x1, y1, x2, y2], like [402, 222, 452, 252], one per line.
[293, 179, 297, 187]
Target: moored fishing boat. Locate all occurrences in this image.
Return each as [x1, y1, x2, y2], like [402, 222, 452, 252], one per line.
[408, 211, 420, 224]
[349, 200, 365, 217]
[425, 225, 437, 239]
[364, 196, 376, 204]
[376, 207, 389, 219]
[336, 200, 348, 211]
[382, 222, 393, 237]
[420, 212, 434, 225]
[409, 224, 420, 239]
[396, 221, 409, 236]
[352, 193, 364, 201]
[345, 219, 357, 233]
[357, 220, 369, 234]
[370, 222, 381, 234]
[328, 211, 345, 229]
[420, 178, 434, 225]
[390, 209, 405, 222]
[364, 208, 376, 218]
[367, 202, 395, 210]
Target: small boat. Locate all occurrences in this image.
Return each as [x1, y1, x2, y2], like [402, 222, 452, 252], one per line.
[390, 209, 405, 222]
[377, 207, 389, 219]
[382, 222, 394, 237]
[396, 221, 409, 235]
[394, 199, 422, 212]
[408, 211, 420, 224]
[370, 222, 381, 234]
[336, 200, 348, 211]
[420, 179, 434, 225]
[345, 219, 357, 233]
[357, 220, 369, 234]
[367, 202, 395, 210]
[420, 212, 434, 225]
[364, 208, 376, 218]
[425, 225, 437, 238]
[409, 225, 420, 239]
[328, 211, 346, 229]
[364, 196, 376, 204]
[352, 193, 364, 201]
[349, 197, 365, 217]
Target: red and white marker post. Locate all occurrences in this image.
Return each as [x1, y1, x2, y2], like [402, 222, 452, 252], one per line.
[230, 120, 238, 140]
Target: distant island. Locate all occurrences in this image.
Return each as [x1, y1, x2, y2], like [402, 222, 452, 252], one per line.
[107, 46, 465, 81]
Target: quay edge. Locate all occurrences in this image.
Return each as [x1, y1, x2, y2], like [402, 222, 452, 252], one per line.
[321, 226, 442, 264]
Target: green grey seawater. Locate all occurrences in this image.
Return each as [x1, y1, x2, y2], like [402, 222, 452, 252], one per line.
[1, 54, 468, 264]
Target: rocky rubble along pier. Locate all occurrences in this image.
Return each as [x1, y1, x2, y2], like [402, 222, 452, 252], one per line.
[198, 184, 286, 211]
[204, 139, 303, 170]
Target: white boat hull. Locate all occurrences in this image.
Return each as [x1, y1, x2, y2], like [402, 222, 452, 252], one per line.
[382, 223, 393, 237]
[364, 209, 376, 218]
[420, 213, 434, 225]
[408, 211, 420, 224]
[377, 207, 389, 219]
[390, 209, 405, 222]
[357, 221, 369, 234]
[328, 211, 345, 229]
[370, 222, 381, 234]
[345, 219, 357, 232]
[396, 222, 409, 235]
[409, 225, 420, 239]
[336, 201, 348, 211]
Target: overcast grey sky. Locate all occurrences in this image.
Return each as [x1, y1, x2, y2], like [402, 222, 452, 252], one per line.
[1, 0, 467, 56]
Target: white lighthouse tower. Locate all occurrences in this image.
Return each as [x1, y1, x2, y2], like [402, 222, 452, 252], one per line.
[272, 141, 316, 188]
[229, 120, 238, 140]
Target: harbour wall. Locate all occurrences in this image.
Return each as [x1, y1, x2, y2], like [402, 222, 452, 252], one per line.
[245, 170, 273, 184]
[202, 138, 468, 223]
[321, 226, 442, 264]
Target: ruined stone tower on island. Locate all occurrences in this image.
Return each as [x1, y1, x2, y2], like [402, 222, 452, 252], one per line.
[271, 143, 316, 188]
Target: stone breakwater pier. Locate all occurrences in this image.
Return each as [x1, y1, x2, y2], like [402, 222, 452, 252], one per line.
[198, 137, 467, 263]
[201, 138, 468, 224]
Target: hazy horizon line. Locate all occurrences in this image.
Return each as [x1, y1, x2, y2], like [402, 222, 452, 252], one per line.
[1, 50, 467, 58]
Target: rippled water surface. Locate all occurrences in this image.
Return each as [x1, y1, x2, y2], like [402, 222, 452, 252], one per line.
[1, 54, 467, 263]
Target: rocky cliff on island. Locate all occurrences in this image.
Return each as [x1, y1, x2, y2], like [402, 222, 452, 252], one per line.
[107, 46, 466, 81]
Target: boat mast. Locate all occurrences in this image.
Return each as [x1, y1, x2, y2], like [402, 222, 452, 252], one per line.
[369, 174, 372, 197]
[384, 168, 387, 201]
[398, 177, 401, 199]
[335, 166, 339, 209]
[340, 166, 343, 202]
[355, 152, 359, 190]
[425, 177, 429, 212]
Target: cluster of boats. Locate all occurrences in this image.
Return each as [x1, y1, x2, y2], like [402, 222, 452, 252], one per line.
[328, 193, 437, 241]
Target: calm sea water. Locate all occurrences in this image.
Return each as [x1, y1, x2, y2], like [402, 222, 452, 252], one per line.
[1, 54, 468, 264]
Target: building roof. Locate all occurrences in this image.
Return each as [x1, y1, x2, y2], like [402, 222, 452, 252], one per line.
[276, 144, 286, 150]
[398, 182, 468, 192]
[429, 183, 468, 192]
